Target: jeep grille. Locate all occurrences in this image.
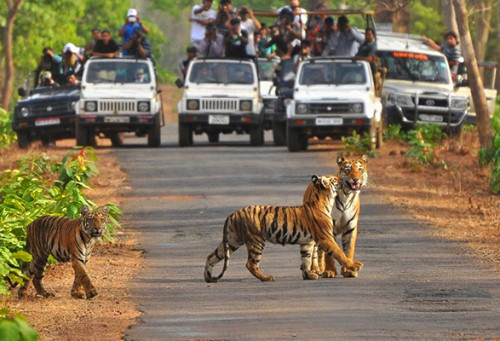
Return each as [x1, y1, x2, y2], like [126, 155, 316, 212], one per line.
[308, 103, 351, 114]
[99, 101, 136, 113]
[32, 102, 69, 115]
[201, 99, 238, 112]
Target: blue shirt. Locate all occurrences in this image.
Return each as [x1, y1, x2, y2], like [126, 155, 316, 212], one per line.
[120, 23, 142, 55]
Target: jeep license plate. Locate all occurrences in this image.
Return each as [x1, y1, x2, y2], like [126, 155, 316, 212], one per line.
[104, 116, 130, 123]
[208, 115, 230, 125]
[315, 117, 343, 126]
[419, 114, 443, 122]
[35, 118, 60, 126]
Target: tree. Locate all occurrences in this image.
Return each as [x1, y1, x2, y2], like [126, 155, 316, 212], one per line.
[1, 0, 23, 111]
[441, 0, 458, 33]
[453, 0, 493, 149]
[472, 0, 492, 63]
[375, 0, 411, 32]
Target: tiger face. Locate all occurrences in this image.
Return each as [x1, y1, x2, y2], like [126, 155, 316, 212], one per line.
[81, 205, 109, 238]
[337, 155, 368, 191]
[311, 175, 342, 193]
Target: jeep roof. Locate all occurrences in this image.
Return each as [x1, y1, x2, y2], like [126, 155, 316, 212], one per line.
[376, 32, 445, 57]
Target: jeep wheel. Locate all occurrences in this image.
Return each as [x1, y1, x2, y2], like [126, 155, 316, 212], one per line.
[250, 125, 264, 146]
[208, 132, 219, 143]
[287, 127, 307, 152]
[76, 124, 92, 147]
[376, 116, 384, 149]
[17, 132, 31, 149]
[110, 133, 124, 147]
[272, 121, 286, 146]
[179, 122, 192, 147]
[147, 116, 161, 147]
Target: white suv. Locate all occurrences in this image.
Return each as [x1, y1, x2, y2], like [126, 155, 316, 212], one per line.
[286, 58, 383, 152]
[76, 57, 163, 147]
[177, 58, 263, 146]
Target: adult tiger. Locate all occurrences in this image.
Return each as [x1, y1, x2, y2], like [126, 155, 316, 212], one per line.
[303, 155, 368, 278]
[18, 205, 109, 299]
[204, 175, 363, 283]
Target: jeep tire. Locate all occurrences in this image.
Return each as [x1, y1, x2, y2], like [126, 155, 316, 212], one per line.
[287, 127, 307, 152]
[208, 132, 219, 143]
[272, 121, 286, 146]
[250, 125, 264, 146]
[110, 133, 124, 147]
[76, 124, 92, 147]
[147, 114, 161, 147]
[17, 132, 31, 149]
[178, 122, 193, 147]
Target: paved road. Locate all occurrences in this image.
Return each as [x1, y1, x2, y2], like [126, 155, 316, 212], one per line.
[114, 124, 500, 340]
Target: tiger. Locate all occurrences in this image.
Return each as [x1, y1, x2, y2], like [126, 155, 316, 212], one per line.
[18, 205, 109, 299]
[303, 155, 368, 278]
[204, 175, 363, 283]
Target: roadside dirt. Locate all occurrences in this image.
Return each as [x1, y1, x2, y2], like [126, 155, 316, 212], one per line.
[1, 84, 498, 340]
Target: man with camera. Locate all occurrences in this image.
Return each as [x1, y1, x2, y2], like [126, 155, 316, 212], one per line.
[119, 8, 150, 56]
[224, 17, 249, 58]
[34, 47, 64, 88]
[215, 0, 235, 37]
[199, 23, 225, 58]
[190, 0, 217, 51]
[122, 26, 152, 59]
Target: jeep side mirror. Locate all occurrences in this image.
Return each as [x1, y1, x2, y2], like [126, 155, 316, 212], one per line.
[175, 78, 184, 88]
[18, 87, 26, 97]
[157, 89, 163, 94]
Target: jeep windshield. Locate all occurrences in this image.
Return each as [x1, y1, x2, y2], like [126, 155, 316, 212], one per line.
[189, 62, 255, 85]
[378, 51, 451, 84]
[257, 59, 279, 81]
[299, 62, 367, 85]
[85, 60, 152, 84]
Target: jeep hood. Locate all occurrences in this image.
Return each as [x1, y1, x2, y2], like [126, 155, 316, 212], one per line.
[81, 84, 155, 99]
[383, 79, 453, 94]
[294, 87, 370, 101]
[184, 86, 257, 99]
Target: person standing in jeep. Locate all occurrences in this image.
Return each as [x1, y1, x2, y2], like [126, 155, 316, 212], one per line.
[225, 17, 249, 58]
[422, 31, 462, 75]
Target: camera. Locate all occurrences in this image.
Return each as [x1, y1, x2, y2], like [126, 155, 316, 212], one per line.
[43, 54, 52, 63]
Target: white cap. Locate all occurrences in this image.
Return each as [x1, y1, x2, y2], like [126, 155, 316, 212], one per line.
[63, 43, 79, 54]
[127, 8, 137, 17]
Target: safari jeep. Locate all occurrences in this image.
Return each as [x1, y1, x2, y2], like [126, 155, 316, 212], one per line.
[286, 57, 383, 152]
[76, 57, 163, 147]
[177, 58, 263, 146]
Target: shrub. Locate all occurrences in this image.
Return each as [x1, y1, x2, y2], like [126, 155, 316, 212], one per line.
[0, 109, 16, 148]
[405, 123, 447, 169]
[383, 124, 407, 142]
[0, 308, 37, 341]
[341, 130, 378, 158]
[479, 115, 500, 194]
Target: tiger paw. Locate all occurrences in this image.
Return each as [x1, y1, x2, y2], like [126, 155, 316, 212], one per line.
[322, 270, 336, 278]
[71, 291, 86, 299]
[39, 291, 55, 298]
[302, 272, 319, 280]
[347, 261, 363, 272]
[342, 270, 358, 278]
[86, 289, 98, 299]
[260, 275, 275, 282]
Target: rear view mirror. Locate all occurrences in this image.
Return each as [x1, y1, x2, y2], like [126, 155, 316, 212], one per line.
[175, 78, 184, 88]
[18, 87, 26, 97]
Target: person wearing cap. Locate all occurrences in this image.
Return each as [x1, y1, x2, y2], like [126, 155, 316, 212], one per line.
[422, 31, 462, 74]
[93, 29, 120, 58]
[198, 23, 225, 58]
[62, 43, 85, 77]
[181, 46, 198, 80]
[239, 6, 261, 58]
[190, 0, 217, 51]
[38, 71, 60, 88]
[333, 15, 364, 57]
[119, 8, 150, 56]
[34, 47, 64, 88]
[122, 26, 152, 59]
[134, 68, 148, 83]
[215, 0, 235, 37]
[224, 17, 249, 58]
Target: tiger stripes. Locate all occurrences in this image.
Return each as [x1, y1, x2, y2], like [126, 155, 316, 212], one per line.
[204, 175, 363, 282]
[18, 205, 109, 299]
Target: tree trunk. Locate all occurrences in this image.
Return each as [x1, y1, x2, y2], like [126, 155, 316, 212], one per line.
[375, 0, 410, 33]
[441, 0, 458, 34]
[1, 0, 23, 111]
[453, 0, 493, 149]
[473, 0, 491, 63]
[496, 1, 500, 93]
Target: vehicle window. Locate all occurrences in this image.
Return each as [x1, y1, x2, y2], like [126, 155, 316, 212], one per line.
[378, 51, 450, 84]
[85, 61, 151, 84]
[258, 60, 279, 81]
[299, 63, 366, 85]
[189, 62, 255, 84]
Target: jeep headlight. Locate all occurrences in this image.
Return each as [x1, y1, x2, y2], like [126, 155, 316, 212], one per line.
[20, 107, 29, 117]
[396, 94, 413, 106]
[283, 98, 292, 107]
[138, 101, 150, 112]
[451, 98, 468, 110]
[350, 103, 363, 113]
[240, 100, 252, 111]
[296, 103, 308, 115]
[187, 99, 199, 110]
[84, 101, 97, 112]
[71, 101, 77, 110]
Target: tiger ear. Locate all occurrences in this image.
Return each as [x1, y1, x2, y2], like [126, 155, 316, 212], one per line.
[102, 205, 110, 215]
[336, 155, 345, 166]
[361, 154, 369, 163]
[320, 177, 328, 189]
[81, 205, 90, 216]
[311, 175, 319, 183]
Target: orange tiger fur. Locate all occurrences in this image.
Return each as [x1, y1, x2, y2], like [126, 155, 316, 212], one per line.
[18, 205, 109, 299]
[303, 155, 368, 278]
[204, 175, 363, 282]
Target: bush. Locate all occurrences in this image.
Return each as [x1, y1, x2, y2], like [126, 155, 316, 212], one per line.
[405, 123, 447, 169]
[383, 124, 407, 142]
[341, 130, 378, 158]
[0, 109, 16, 148]
[0, 147, 121, 294]
[0, 308, 37, 341]
[479, 115, 500, 194]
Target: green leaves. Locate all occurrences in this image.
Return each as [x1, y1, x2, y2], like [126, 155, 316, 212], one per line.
[0, 309, 38, 341]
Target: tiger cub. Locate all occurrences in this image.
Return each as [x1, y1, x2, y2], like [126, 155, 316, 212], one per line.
[18, 205, 109, 299]
[303, 155, 368, 278]
[204, 175, 363, 283]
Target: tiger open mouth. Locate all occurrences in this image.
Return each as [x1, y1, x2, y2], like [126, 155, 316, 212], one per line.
[348, 182, 362, 191]
[91, 231, 102, 237]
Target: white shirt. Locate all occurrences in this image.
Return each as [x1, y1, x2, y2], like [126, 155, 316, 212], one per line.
[190, 4, 217, 41]
[277, 6, 308, 24]
[240, 18, 256, 56]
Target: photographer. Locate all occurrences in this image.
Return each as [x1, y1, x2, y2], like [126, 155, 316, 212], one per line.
[190, 0, 217, 50]
[34, 47, 64, 88]
[199, 23, 225, 58]
[62, 43, 85, 78]
[215, 0, 235, 37]
[122, 26, 152, 59]
[224, 17, 249, 58]
[119, 8, 150, 56]
[37, 71, 60, 88]
[239, 6, 261, 58]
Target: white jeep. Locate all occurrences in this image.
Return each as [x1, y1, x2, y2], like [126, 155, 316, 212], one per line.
[286, 58, 383, 152]
[76, 57, 163, 147]
[177, 58, 263, 146]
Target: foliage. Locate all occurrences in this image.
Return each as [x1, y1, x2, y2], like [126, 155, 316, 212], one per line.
[405, 124, 446, 169]
[383, 124, 407, 143]
[341, 130, 378, 158]
[0, 147, 122, 295]
[0, 308, 38, 341]
[479, 115, 500, 194]
[0, 109, 16, 148]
